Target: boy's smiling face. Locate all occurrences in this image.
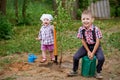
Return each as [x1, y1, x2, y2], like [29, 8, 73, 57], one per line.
[81, 14, 94, 29]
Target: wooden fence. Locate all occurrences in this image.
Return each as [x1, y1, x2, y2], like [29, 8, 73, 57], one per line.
[88, 0, 110, 19]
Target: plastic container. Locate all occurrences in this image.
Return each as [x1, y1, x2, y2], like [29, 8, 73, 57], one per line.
[28, 54, 37, 63]
[81, 56, 96, 77]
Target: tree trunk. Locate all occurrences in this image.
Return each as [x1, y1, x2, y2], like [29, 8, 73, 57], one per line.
[115, 6, 119, 17]
[114, 0, 119, 17]
[14, 0, 18, 22]
[0, 0, 6, 15]
[22, 0, 27, 19]
[71, 0, 79, 19]
[53, 0, 57, 15]
[62, 0, 66, 8]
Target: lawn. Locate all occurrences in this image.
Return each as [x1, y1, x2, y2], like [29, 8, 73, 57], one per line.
[0, 19, 120, 56]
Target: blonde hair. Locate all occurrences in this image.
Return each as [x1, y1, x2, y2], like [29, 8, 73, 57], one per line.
[82, 10, 94, 18]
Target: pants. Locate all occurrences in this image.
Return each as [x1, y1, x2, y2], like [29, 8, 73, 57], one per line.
[73, 45, 105, 73]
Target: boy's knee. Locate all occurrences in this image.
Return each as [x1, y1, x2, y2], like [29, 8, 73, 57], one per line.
[73, 55, 79, 61]
[98, 56, 105, 62]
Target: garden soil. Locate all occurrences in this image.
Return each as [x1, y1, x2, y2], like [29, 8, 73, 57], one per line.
[0, 49, 120, 80]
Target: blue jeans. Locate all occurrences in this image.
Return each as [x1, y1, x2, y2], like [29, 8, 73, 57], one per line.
[73, 45, 105, 73]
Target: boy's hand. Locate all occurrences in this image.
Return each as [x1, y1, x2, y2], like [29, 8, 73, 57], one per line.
[87, 51, 94, 60]
[89, 53, 94, 60]
[87, 51, 92, 58]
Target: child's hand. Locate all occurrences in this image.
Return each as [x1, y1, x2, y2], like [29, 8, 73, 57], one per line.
[36, 38, 41, 41]
[87, 51, 91, 58]
[89, 53, 94, 60]
[87, 51, 94, 60]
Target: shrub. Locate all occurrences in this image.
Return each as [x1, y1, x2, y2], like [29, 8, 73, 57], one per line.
[17, 14, 32, 26]
[0, 15, 13, 40]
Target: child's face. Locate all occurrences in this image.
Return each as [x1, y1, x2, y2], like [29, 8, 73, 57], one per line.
[81, 14, 94, 28]
[42, 18, 50, 26]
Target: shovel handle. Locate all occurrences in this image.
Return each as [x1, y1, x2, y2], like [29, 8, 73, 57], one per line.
[53, 22, 57, 56]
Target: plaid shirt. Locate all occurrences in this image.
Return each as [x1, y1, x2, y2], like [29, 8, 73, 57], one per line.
[38, 25, 54, 45]
[77, 24, 102, 44]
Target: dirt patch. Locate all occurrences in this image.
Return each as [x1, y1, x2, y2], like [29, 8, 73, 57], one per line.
[9, 62, 32, 72]
[0, 51, 120, 80]
[0, 70, 4, 75]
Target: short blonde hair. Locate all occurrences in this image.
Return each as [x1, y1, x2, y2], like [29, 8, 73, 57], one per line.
[81, 10, 93, 18]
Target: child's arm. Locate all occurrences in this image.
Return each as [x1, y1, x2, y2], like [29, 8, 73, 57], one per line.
[36, 29, 42, 41]
[91, 38, 100, 57]
[51, 25, 54, 31]
[90, 27, 102, 59]
[81, 38, 92, 57]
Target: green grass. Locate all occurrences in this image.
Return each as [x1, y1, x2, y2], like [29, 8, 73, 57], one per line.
[0, 25, 41, 56]
[99, 19, 120, 55]
[94, 19, 120, 30]
[108, 32, 120, 50]
[0, 19, 120, 56]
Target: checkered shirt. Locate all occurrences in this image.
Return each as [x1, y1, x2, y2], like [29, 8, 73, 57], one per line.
[77, 25, 102, 44]
[38, 25, 54, 45]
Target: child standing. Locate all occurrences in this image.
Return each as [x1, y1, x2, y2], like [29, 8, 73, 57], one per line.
[36, 14, 55, 63]
[68, 10, 105, 79]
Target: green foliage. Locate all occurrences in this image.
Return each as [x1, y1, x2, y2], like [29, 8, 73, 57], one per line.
[0, 25, 40, 56]
[40, 0, 53, 4]
[17, 14, 32, 25]
[0, 15, 13, 40]
[108, 0, 120, 17]
[25, 1, 53, 25]
[77, 9, 82, 19]
[108, 32, 120, 51]
[6, 0, 53, 25]
[77, 0, 90, 19]
[54, 0, 74, 52]
[78, 0, 89, 10]
[55, 0, 72, 21]
[55, 0, 77, 32]
[57, 31, 81, 53]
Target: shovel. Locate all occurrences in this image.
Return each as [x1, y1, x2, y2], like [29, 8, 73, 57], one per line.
[53, 22, 58, 64]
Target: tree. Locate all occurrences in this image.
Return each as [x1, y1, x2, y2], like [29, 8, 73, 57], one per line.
[62, 0, 79, 19]
[114, 0, 120, 17]
[0, 0, 6, 15]
[71, 0, 79, 19]
[54, 0, 79, 19]
[22, 0, 27, 19]
[53, 0, 57, 15]
[110, 0, 120, 17]
[14, 0, 18, 23]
